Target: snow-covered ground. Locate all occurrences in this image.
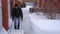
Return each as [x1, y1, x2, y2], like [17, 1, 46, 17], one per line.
[22, 6, 60, 34]
[8, 6, 33, 34]
[1, 5, 60, 34]
[0, 27, 8, 34]
[29, 12, 60, 34]
[0, 6, 33, 34]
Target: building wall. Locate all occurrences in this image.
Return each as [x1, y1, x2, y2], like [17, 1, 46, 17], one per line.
[10, 0, 14, 16]
[2, 0, 8, 31]
[56, 0, 60, 8]
[15, 0, 23, 7]
[39, 0, 60, 8]
[23, 0, 37, 2]
[0, 0, 2, 31]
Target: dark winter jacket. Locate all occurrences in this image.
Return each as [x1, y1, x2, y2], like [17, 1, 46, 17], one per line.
[12, 6, 23, 19]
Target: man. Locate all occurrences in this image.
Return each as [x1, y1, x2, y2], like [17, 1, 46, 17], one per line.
[12, 4, 23, 29]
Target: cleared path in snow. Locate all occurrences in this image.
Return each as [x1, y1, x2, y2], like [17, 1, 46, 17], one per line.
[8, 6, 33, 34]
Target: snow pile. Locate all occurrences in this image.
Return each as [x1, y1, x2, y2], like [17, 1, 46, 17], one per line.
[29, 12, 60, 34]
[29, 12, 60, 20]
[29, 12, 48, 19]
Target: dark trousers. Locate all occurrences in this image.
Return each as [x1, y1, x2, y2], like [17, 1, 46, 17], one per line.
[14, 17, 20, 29]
